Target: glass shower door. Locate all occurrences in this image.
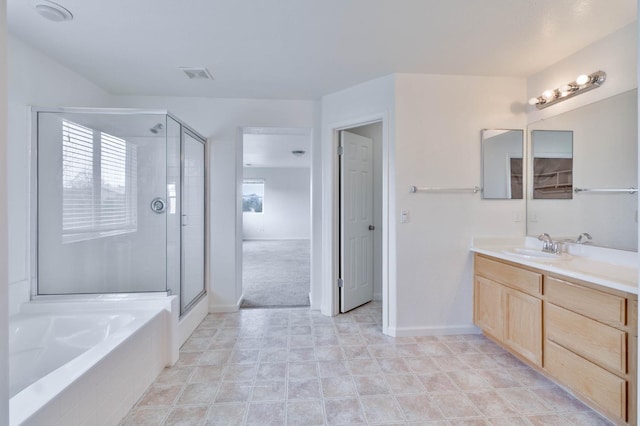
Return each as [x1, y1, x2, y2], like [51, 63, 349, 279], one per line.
[180, 130, 206, 313]
[37, 111, 169, 294]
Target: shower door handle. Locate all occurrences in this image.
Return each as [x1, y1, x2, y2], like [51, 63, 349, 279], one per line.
[150, 197, 167, 214]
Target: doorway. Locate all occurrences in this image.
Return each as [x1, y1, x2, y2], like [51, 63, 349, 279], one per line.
[241, 128, 312, 308]
[338, 122, 383, 313]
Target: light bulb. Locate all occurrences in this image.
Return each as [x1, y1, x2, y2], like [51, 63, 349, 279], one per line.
[576, 74, 590, 85]
[542, 90, 556, 101]
[528, 97, 539, 106]
[558, 84, 572, 97]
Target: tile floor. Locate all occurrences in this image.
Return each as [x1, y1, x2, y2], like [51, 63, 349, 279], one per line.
[121, 302, 612, 425]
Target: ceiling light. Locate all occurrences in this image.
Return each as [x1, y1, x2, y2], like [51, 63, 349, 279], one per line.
[291, 150, 306, 157]
[34, 1, 73, 22]
[528, 71, 606, 110]
[180, 67, 214, 80]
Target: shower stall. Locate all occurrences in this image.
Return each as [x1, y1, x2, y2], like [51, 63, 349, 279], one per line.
[32, 108, 206, 316]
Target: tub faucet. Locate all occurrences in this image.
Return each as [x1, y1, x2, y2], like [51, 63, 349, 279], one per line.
[575, 232, 592, 244]
[538, 233, 559, 254]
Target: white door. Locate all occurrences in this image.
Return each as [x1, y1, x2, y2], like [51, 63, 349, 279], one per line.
[340, 131, 374, 312]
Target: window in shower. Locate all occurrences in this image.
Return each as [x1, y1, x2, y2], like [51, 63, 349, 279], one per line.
[62, 119, 138, 242]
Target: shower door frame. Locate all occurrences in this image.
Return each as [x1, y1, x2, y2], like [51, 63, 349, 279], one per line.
[29, 107, 208, 316]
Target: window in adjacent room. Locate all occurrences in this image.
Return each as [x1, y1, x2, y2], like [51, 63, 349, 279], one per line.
[242, 179, 264, 213]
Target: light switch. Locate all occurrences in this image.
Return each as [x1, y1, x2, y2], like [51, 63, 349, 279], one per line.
[400, 210, 410, 223]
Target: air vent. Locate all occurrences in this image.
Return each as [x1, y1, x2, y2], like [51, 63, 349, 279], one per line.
[180, 67, 214, 80]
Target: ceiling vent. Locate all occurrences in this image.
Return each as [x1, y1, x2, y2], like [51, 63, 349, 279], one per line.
[180, 67, 214, 80]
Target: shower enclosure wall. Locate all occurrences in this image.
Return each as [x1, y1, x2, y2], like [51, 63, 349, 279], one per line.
[32, 108, 206, 316]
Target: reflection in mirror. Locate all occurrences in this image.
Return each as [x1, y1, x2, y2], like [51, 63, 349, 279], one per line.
[531, 130, 573, 199]
[527, 89, 638, 251]
[481, 129, 523, 199]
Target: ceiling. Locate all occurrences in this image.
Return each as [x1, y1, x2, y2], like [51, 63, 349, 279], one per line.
[7, 0, 637, 100]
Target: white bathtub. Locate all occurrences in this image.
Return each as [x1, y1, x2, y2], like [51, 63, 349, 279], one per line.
[9, 296, 179, 426]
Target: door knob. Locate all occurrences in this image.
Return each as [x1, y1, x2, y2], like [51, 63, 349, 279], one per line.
[368, 225, 375, 231]
[150, 197, 167, 214]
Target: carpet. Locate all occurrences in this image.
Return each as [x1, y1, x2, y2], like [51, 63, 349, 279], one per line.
[241, 239, 310, 308]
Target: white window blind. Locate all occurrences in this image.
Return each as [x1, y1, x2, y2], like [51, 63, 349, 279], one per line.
[62, 120, 138, 241]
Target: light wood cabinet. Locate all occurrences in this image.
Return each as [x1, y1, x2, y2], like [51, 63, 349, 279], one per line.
[473, 253, 637, 426]
[474, 255, 542, 367]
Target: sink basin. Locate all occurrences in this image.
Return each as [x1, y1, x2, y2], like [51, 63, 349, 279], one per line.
[502, 248, 572, 262]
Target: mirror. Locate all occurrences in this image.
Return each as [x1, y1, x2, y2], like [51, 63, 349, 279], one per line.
[531, 130, 573, 199]
[527, 89, 638, 251]
[481, 129, 524, 199]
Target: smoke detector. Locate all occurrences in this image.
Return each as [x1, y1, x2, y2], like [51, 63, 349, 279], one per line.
[180, 67, 214, 80]
[34, 1, 73, 22]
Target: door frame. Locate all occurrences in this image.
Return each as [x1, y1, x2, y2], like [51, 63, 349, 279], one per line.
[239, 126, 314, 308]
[324, 113, 390, 335]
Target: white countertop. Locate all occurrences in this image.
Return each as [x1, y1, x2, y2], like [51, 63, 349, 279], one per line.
[471, 237, 638, 295]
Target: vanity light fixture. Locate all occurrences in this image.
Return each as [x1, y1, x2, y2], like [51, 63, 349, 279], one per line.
[528, 71, 606, 109]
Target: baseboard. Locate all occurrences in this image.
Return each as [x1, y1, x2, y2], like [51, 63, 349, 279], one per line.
[387, 324, 481, 337]
[209, 295, 243, 313]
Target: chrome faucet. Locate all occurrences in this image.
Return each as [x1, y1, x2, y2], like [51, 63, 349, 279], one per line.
[575, 232, 592, 244]
[538, 233, 559, 254]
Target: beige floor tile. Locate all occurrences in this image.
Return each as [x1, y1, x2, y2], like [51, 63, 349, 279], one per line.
[368, 344, 400, 358]
[342, 345, 371, 359]
[466, 390, 516, 417]
[431, 392, 482, 419]
[204, 403, 246, 426]
[459, 353, 501, 370]
[290, 325, 312, 335]
[314, 334, 340, 346]
[360, 395, 405, 423]
[290, 334, 314, 348]
[229, 348, 261, 364]
[120, 407, 168, 425]
[321, 376, 357, 397]
[317, 360, 349, 378]
[534, 386, 589, 412]
[347, 359, 382, 375]
[431, 355, 471, 372]
[324, 397, 366, 425]
[419, 342, 455, 357]
[396, 394, 444, 421]
[477, 368, 521, 388]
[448, 419, 490, 425]
[447, 370, 492, 390]
[259, 347, 289, 363]
[395, 343, 425, 357]
[509, 367, 554, 388]
[222, 363, 257, 382]
[288, 361, 319, 379]
[497, 388, 552, 414]
[163, 406, 208, 426]
[245, 402, 285, 425]
[214, 382, 252, 403]
[288, 347, 316, 362]
[527, 414, 573, 425]
[314, 346, 343, 360]
[256, 362, 287, 381]
[385, 374, 426, 394]
[287, 400, 325, 426]
[486, 416, 529, 425]
[353, 375, 391, 396]
[199, 350, 232, 366]
[445, 341, 481, 354]
[563, 411, 614, 425]
[377, 357, 411, 374]
[418, 372, 460, 392]
[405, 357, 441, 374]
[251, 380, 286, 402]
[189, 365, 224, 383]
[137, 384, 183, 407]
[288, 378, 322, 400]
[155, 367, 195, 385]
[176, 382, 218, 405]
[175, 351, 203, 367]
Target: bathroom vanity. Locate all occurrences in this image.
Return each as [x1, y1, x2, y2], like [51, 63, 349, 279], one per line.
[471, 240, 637, 425]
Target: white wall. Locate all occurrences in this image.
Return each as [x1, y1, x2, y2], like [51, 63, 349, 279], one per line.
[345, 122, 383, 300]
[1, 1, 9, 423]
[7, 36, 113, 315]
[393, 74, 527, 335]
[243, 167, 310, 240]
[114, 95, 316, 312]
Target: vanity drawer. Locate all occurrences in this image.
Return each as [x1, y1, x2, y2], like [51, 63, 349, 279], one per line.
[475, 255, 542, 296]
[545, 340, 627, 422]
[545, 276, 626, 327]
[546, 303, 626, 375]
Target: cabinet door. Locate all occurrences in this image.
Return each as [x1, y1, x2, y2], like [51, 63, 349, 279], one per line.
[474, 276, 504, 341]
[504, 287, 542, 366]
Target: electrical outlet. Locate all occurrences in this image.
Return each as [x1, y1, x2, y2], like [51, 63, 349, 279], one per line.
[400, 210, 410, 223]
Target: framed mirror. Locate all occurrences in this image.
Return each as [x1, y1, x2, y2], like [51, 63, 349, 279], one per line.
[527, 89, 637, 251]
[481, 129, 524, 199]
[531, 130, 573, 199]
